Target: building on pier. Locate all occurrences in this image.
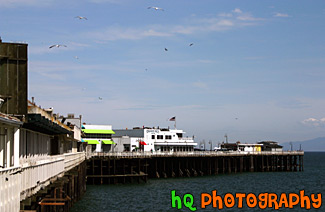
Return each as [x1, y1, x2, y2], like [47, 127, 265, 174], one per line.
[258, 141, 283, 152]
[82, 124, 116, 153]
[0, 113, 23, 169]
[221, 142, 262, 152]
[237, 143, 262, 152]
[112, 127, 197, 152]
[221, 141, 283, 152]
[23, 100, 74, 156]
[1, 40, 86, 212]
[58, 113, 86, 152]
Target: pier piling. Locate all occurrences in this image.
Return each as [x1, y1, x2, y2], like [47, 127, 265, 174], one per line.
[86, 152, 304, 185]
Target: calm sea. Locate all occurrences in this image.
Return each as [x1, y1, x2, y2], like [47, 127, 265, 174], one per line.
[71, 152, 324, 212]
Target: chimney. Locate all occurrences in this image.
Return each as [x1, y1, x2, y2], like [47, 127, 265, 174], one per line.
[67, 113, 74, 118]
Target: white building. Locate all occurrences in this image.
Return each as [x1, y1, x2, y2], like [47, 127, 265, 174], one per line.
[0, 104, 86, 212]
[237, 143, 263, 152]
[113, 127, 197, 152]
[0, 113, 22, 169]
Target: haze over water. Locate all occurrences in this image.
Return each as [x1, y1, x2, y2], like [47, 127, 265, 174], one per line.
[71, 152, 324, 212]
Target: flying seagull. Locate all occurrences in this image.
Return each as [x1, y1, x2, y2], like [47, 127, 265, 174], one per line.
[147, 6, 164, 11]
[98, 97, 103, 100]
[189, 43, 194, 46]
[75, 16, 88, 20]
[164, 48, 168, 51]
[74, 56, 79, 59]
[49, 44, 67, 49]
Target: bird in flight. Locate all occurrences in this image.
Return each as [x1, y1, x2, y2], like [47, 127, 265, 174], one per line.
[189, 43, 194, 46]
[147, 6, 164, 11]
[75, 16, 88, 20]
[98, 97, 103, 100]
[164, 48, 168, 51]
[49, 44, 67, 49]
[74, 56, 79, 59]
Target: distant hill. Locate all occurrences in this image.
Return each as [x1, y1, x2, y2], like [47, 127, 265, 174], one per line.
[280, 137, 325, 152]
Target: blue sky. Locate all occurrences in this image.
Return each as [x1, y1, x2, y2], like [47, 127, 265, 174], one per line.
[1, 0, 325, 146]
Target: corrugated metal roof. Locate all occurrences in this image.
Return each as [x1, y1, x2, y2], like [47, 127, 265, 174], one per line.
[23, 114, 72, 135]
[0, 112, 23, 125]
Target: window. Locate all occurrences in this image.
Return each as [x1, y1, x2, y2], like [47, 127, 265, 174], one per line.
[165, 135, 172, 140]
[151, 135, 155, 139]
[84, 133, 112, 139]
[157, 135, 163, 139]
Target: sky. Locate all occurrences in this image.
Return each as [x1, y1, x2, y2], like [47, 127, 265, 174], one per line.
[1, 0, 325, 146]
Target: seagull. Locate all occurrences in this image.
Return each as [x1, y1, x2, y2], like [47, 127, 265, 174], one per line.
[74, 56, 79, 59]
[98, 97, 103, 100]
[164, 48, 168, 51]
[147, 6, 164, 11]
[189, 43, 194, 46]
[49, 44, 67, 49]
[75, 16, 88, 20]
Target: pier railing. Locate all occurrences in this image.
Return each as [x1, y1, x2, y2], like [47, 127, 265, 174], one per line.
[0, 167, 21, 212]
[20, 152, 85, 200]
[89, 150, 304, 158]
[64, 152, 86, 172]
[0, 151, 86, 208]
[20, 154, 65, 200]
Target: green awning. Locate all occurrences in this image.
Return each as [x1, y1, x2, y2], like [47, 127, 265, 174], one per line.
[84, 140, 100, 144]
[82, 129, 115, 134]
[102, 140, 116, 144]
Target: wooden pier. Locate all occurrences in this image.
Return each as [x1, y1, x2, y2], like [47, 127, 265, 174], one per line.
[18, 151, 304, 211]
[20, 161, 87, 212]
[86, 151, 304, 184]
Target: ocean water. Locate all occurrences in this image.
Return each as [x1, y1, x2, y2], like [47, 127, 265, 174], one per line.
[71, 152, 324, 212]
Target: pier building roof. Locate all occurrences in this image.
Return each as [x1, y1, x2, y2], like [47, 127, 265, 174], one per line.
[113, 129, 144, 137]
[258, 141, 283, 149]
[112, 127, 190, 137]
[82, 125, 115, 134]
[23, 100, 72, 135]
[0, 112, 23, 126]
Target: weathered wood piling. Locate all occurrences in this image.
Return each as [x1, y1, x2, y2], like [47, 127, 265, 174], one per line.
[86, 157, 149, 184]
[86, 152, 304, 185]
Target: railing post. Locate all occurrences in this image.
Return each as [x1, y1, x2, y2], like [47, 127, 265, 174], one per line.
[14, 127, 20, 167]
